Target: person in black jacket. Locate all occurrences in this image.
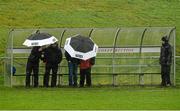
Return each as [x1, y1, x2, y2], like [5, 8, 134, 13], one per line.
[65, 51, 79, 87]
[159, 36, 172, 86]
[26, 46, 42, 87]
[43, 43, 62, 87]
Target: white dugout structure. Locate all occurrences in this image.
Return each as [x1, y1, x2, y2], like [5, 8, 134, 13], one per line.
[4, 27, 176, 87]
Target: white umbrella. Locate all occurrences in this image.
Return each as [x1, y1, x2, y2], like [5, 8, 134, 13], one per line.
[23, 32, 58, 47]
[64, 35, 98, 60]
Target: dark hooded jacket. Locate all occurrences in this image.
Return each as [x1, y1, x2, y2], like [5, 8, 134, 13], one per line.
[28, 46, 42, 64]
[159, 42, 172, 65]
[43, 45, 62, 64]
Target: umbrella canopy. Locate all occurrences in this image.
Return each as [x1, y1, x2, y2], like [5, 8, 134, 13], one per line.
[23, 32, 58, 47]
[64, 35, 98, 60]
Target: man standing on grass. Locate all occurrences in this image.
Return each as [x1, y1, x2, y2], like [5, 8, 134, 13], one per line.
[65, 51, 79, 87]
[43, 43, 62, 87]
[159, 36, 172, 86]
[26, 46, 42, 87]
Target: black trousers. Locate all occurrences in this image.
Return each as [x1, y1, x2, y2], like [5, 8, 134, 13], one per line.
[161, 65, 171, 86]
[80, 68, 91, 87]
[43, 63, 58, 87]
[26, 62, 39, 87]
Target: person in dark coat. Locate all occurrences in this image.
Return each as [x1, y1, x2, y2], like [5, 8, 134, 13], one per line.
[65, 51, 79, 87]
[159, 36, 172, 86]
[26, 46, 42, 87]
[43, 43, 62, 87]
[79, 57, 95, 87]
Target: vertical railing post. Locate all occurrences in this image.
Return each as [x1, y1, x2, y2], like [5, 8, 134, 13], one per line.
[173, 28, 176, 86]
[174, 29, 176, 86]
[139, 28, 147, 85]
[168, 27, 176, 86]
[10, 29, 14, 87]
[88, 28, 94, 38]
[58, 29, 66, 86]
[112, 28, 120, 86]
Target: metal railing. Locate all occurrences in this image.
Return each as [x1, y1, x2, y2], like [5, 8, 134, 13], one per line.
[1, 55, 179, 86]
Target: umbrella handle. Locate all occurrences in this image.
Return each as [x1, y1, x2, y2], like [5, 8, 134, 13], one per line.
[36, 30, 40, 33]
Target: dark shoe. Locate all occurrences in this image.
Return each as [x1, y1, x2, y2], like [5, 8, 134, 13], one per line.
[161, 82, 166, 87]
[79, 85, 84, 87]
[69, 84, 73, 86]
[44, 85, 49, 88]
[86, 84, 91, 87]
[73, 84, 78, 87]
[34, 84, 38, 88]
[26, 85, 30, 88]
[51, 85, 56, 87]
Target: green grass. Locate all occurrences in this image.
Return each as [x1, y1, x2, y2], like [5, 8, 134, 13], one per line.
[0, 0, 180, 53]
[0, 0, 180, 50]
[0, 86, 180, 110]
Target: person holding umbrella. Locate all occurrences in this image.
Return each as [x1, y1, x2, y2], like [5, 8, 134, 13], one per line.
[159, 36, 172, 86]
[64, 34, 98, 87]
[26, 46, 42, 87]
[43, 42, 62, 87]
[23, 30, 59, 87]
[65, 51, 79, 87]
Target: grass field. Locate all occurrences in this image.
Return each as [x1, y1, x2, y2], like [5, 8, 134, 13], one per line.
[0, 85, 180, 110]
[0, 0, 180, 54]
[0, 0, 180, 110]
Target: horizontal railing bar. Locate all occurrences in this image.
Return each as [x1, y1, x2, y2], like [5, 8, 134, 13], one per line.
[11, 56, 163, 59]
[1, 56, 179, 60]
[12, 64, 160, 68]
[12, 45, 162, 49]
[12, 72, 161, 76]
